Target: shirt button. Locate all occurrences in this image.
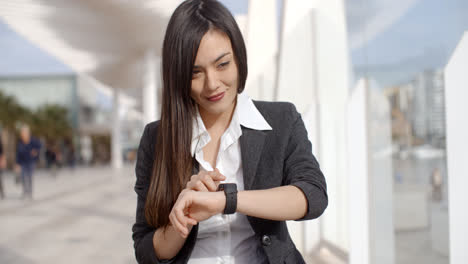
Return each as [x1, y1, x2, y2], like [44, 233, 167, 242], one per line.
[261, 235, 272, 246]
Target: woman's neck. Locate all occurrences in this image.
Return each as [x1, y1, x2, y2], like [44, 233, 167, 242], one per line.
[199, 100, 237, 135]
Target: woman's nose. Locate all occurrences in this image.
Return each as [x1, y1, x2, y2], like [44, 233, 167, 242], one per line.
[205, 70, 220, 91]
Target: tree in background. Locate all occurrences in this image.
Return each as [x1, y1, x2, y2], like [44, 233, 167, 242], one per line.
[0, 90, 73, 168]
[31, 104, 72, 142]
[0, 90, 28, 131]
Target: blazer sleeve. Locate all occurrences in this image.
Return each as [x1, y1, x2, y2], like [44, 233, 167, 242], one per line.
[282, 105, 328, 221]
[132, 123, 163, 263]
[132, 122, 198, 264]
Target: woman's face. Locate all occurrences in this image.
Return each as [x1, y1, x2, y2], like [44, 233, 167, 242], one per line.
[191, 29, 239, 118]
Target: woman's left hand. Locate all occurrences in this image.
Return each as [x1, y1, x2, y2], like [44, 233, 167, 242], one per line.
[169, 189, 225, 238]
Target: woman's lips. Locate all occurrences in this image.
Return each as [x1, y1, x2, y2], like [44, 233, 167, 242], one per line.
[207, 92, 225, 102]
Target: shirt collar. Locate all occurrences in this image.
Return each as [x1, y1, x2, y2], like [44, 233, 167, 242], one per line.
[237, 92, 272, 131]
[191, 92, 272, 156]
[191, 108, 211, 156]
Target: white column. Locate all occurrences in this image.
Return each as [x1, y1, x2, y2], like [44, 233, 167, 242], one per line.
[143, 50, 160, 125]
[277, 2, 322, 254]
[303, 102, 322, 253]
[347, 79, 394, 264]
[279, 0, 351, 252]
[111, 88, 123, 169]
[313, 0, 351, 252]
[276, 1, 318, 113]
[445, 31, 468, 264]
[367, 80, 394, 264]
[244, 0, 278, 101]
[276, 0, 351, 254]
[347, 79, 370, 264]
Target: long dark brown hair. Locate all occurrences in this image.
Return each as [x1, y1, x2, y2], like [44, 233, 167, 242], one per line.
[145, 0, 248, 228]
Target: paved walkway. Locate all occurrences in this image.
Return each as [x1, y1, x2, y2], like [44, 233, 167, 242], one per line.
[0, 165, 137, 264]
[0, 165, 341, 264]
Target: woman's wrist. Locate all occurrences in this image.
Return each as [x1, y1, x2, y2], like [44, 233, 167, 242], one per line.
[215, 191, 226, 214]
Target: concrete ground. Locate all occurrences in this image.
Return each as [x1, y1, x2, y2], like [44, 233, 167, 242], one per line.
[0, 165, 342, 264]
[0, 165, 137, 264]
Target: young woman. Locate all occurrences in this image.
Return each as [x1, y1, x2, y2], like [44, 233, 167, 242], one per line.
[132, 1, 328, 263]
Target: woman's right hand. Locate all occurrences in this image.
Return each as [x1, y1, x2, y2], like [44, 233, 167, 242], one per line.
[185, 168, 226, 192]
[169, 189, 226, 238]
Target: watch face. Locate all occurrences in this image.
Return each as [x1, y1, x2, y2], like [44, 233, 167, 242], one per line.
[217, 183, 236, 192]
[224, 183, 237, 194]
[217, 184, 225, 192]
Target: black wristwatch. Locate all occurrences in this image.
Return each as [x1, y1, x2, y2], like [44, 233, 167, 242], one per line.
[217, 183, 237, 214]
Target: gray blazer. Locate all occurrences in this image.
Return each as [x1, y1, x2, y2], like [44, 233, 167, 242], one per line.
[132, 100, 328, 264]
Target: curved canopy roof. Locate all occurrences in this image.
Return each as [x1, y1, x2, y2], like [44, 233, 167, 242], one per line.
[0, 0, 181, 91]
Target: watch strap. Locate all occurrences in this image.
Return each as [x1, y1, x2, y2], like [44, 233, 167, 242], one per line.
[218, 183, 237, 214]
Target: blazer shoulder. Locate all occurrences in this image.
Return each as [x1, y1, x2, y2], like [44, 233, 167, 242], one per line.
[144, 120, 160, 134]
[252, 100, 300, 127]
[139, 120, 160, 149]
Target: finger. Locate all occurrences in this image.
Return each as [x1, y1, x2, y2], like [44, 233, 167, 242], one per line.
[169, 207, 185, 233]
[187, 174, 200, 189]
[172, 197, 190, 235]
[194, 181, 209, 192]
[214, 180, 222, 189]
[169, 211, 185, 237]
[213, 168, 226, 181]
[184, 207, 198, 226]
[187, 217, 198, 226]
[202, 175, 218, 191]
[174, 203, 187, 228]
[173, 212, 188, 237]
[195, 171, 208, 180]
[174, 202, 189, 236]
[187, 172, 208, 191]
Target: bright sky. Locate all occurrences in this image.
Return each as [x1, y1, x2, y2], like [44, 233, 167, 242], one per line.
[0, 21, 72, 76]
[347, 0, 468, 85]
[0, 0, 249, 77]
[1, 0, 467, 87]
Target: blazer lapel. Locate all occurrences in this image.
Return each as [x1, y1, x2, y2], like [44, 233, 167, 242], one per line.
[240, 127, 267, 190]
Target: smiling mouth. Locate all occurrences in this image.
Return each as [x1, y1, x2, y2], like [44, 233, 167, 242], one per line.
[207, 92, 225, 102]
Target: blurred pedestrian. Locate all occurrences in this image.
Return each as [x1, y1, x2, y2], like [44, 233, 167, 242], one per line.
[0, 139, 6, 199]
[67, 140, 76, 169]
[61, 139, 76, 169]
[45, 142, 59, 177]
[15, 125, 41, 200]
[80, 135, 92, 166]
[431, 167, 443, 202]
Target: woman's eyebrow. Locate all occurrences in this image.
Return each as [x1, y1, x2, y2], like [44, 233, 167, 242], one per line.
[194, 52, 231, 68]
[213, 52, 231, 63]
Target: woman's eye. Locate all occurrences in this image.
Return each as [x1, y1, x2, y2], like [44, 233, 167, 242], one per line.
[192, 71, 201, 77]
[218, 61, 230, 69]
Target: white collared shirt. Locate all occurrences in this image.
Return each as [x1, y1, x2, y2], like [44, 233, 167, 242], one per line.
[188, 92, 272, 264]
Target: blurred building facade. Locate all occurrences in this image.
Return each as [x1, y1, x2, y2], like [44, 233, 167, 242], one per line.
[412, 69, 446, 148]
[0, 74, 142, 166]
[0, 75, 79, 128]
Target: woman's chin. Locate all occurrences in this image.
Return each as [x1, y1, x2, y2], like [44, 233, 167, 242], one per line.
[200, 101, 229, 115]
[201, 106, 227, 117]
